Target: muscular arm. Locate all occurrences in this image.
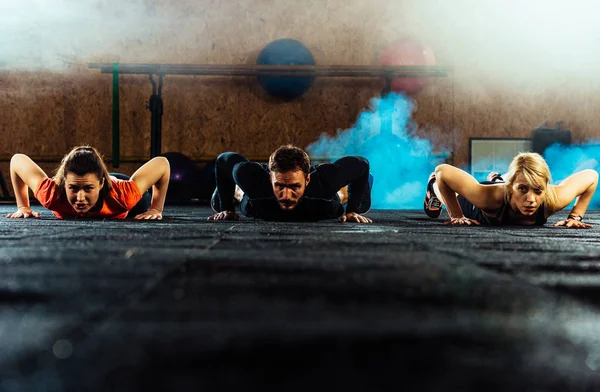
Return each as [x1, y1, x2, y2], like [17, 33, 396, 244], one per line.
[330, 156, 370, 214]
[6, 154, 48, 218]
[552, 169, 598, 217]
[435, 164, 502, 219]
[207, 152, 251, 220]
[130, 157, 170, 216]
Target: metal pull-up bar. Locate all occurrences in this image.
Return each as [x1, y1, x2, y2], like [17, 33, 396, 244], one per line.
[88, 63, 453, 166]
[89, 63, 452, 77]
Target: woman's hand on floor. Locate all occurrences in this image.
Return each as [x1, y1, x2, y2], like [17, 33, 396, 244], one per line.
[444, 216, 480, 226]
[554, 219, 592, 229]
[134, 208, 163, 220]
[6, 206, 40, 219]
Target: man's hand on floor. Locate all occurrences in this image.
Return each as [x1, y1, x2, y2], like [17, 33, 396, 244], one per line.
[340, 212, 372, 223]
[207, 211, 240, 221]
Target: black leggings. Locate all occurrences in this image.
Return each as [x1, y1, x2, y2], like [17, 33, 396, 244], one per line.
[109, 173, 152, 218]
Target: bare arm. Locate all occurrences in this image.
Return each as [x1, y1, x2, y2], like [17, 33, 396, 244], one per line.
[5, 154, 48, 218]
[435, 164, 503, 223]
[552, 169, 598, 228]
[130, 157, 170, 219]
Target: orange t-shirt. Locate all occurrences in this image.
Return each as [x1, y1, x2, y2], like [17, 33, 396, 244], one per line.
[34, 176, 143, 219]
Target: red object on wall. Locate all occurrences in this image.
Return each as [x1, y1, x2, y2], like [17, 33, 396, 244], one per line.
[379, 38, 437, 96]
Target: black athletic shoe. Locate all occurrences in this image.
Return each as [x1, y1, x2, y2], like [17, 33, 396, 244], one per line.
[424, 173, 442, 218]
[487, 172, 505, 183]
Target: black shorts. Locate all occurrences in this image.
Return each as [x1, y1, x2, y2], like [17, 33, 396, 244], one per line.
[457, 180, 498, 225]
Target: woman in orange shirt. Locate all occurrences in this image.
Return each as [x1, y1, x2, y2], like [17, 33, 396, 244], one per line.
[6, 145, 170, 220]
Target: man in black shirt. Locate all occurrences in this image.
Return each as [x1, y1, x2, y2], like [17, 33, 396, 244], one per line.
[208, 145, 372, 223]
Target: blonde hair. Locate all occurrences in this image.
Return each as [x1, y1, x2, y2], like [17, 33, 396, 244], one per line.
[503, 152, 558, 211]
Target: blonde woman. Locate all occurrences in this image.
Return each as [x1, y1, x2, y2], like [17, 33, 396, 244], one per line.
[423, 152, 597, 228]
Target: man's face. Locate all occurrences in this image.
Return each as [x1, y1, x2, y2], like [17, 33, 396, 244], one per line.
[270, 170, 310, 211]
[65, 172, 103, 214]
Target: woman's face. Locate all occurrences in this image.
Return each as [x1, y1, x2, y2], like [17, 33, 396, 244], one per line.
[65, 172, 104, 214]
[509, 173, 546, 216]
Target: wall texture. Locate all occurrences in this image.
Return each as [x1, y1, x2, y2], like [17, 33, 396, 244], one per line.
[1, 0, 599, 198]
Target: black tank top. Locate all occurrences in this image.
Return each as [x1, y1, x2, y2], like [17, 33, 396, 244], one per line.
[485, 202, 547, 226]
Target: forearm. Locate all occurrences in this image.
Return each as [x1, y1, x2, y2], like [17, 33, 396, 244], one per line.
[334, 156, 369, 213]
[215, 152, 248, 212]
[10, 163, 31, 208]
[346, 175, 369, 213]
[149, 172, 169, 212]
[569, 182, 598, 218]
[435, 166, 465, 219]
[559, 169, 599, 218]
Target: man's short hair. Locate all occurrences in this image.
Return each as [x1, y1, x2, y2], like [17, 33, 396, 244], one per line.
[268, 145, 310, 177]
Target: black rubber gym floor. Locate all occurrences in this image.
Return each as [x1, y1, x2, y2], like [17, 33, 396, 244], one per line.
[1, 205, 600, 391]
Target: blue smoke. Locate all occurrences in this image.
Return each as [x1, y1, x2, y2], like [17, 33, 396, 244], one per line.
[471, 157, 512, 183]
[544, 141, 600, 209]
[307, 93, 447, 209]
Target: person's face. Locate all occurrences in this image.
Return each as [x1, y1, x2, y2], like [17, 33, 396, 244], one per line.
[270, 170, 309, 211]
[509, 173, 545, 216]
[65, 172, 104, 214]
